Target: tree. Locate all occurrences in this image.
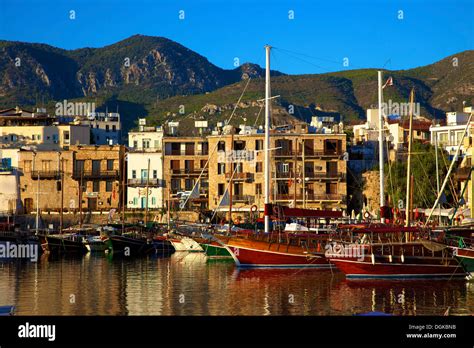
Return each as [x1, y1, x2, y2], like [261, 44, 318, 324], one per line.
[384, 142, 454, 209]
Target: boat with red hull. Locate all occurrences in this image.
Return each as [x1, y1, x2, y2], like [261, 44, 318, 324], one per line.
[327, 225, 468, 279]
[224, 234, 332, 268]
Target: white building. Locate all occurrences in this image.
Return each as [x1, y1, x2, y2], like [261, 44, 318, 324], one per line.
[0, 149, 20, 213]
[126, 120, 164, 209]
[430, 110, 473, 156]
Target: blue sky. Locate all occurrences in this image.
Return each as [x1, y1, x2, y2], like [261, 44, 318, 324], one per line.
[0, 0, 472, 74]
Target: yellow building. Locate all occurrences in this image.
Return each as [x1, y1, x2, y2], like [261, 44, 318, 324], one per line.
[207, 126, 347, 221]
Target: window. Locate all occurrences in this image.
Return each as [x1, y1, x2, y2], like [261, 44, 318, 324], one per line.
[75, 160, 85, 175]
[107, 160, 114, 171]
[133, 140, 138, 148]
[218, 163, 226, 174]
[171, 179, 181, 192]
[133, 197, 138, 205]
[23, 160, 32, 172]
[11, 135, 17, 142]
[217, 141, 225, 151]
[200, 160, 207, 168]
[106, 181, 113, 192]
[218, 183, 225, 196]
[92, 160, 101, 174]
[256, 162, 263, 173]
[112, 125, 117, 132]
[255, 139, 263, 151]
[185, 179, 194, 191]
[153, 170, 157, 179]
[185, 160, 194, 172]
[256, 183, 262, 195]
[143, 139, 150, 149]
[41, 160, 51, 171]
[82, 181, 88, 192]
[326, 183, 337, 194]
[151, 197, 156, 205]
[132, 170, 137, 179]
[233, 162, 243, 173]
[106, 125, 110, 133]
[63, 131, 70, 140]
[93, 181, 100, 192]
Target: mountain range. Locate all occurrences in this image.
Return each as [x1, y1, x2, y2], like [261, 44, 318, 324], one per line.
[0, 34, 472, 134]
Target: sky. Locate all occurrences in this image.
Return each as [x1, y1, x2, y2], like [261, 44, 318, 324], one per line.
[0, 0, 473, 75]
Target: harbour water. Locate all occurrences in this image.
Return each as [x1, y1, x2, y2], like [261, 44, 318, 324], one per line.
[1, 254, 473, 316]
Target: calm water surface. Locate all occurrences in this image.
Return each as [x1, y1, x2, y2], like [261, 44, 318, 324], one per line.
[1, 253, 473, 316]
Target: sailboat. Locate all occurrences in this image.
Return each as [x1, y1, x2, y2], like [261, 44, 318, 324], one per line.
[220, 46, 335, 268]
[327, 84, 468, 279]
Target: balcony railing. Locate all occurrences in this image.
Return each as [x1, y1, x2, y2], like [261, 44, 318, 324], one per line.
[274, 150, 343, 157]
[165, 150, 209, 156]
[72, 170, 119, 180]
[216, 195, 255, 204]
[274, 194, 345, 201]
[171, 168, 208, 176]
[275, 171, 346, 181]
[128, 178, 161, 187]
[0, 167, 14, 174]
[31, 170, 61, 180]
[225, 172, 253, 181]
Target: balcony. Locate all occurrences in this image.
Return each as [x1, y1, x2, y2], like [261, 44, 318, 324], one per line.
[225, 172, 254, 182]
[455, 167, 472, 181]
[307, 172, 346, 181]
[274, 150, 343, 158]
[216, 194, 255, 204]
[171, 168, 208, 176]
[128, 178, 161, 187]
[165, 150, 209, 156]
[72, 170, 119, 180]
[274, 194, 345, 202]
[31, 170, 61, 180]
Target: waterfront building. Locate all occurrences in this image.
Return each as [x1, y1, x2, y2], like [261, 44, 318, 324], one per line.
[430, 108, 473, 157]
[162, 123, 210, 212]
[71, 145, 125, 212]
[58, 112, 122, 145]
[0, 148, 21, 213]
[0, 107, 90, 150]
[17, 149, 76, 213]
[207, 123, 347, 220]
[127, 121, 164, 209]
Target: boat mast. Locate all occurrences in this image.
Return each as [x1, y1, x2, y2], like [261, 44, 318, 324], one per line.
[36, 171, 40, 234]
[264, 45, 272, 234]
[60, 157, 64, 233]
[228, 131, 234, 234]
[79, 170, 83, 229]
[405, 88, 415, 227]
[122, 151, 126, 233]
[377, 70, 385, 223]
[145, 157, 150, 227]
[434, 133, 441, 224]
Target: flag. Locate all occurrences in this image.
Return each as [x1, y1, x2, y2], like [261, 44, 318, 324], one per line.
[219, 189, 230, 206]
[382, 76, 393, 89]
[189, 181, 200, 199]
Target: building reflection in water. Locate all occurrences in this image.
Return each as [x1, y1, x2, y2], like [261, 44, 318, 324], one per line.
[0, 256, 473, 316]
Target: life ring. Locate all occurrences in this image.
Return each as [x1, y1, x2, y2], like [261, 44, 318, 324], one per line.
[250, 205, 258, 213]
[364, 211, 370, 219]
[273, 205, 283, 218]
[457, 213, 465, 222]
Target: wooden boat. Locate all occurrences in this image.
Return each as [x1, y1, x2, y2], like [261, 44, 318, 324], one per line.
[109, 231, 175, 256]
[443, 227, 474, 274]
[41, 233, 89, 254]
[327, 225, 468, 279]
[200, 240, 233, 258]
[168, 236, 204, 252]
[225, 233, 331, 268]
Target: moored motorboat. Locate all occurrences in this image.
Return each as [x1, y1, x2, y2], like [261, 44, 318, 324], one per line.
[41, 233, 89, 254]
